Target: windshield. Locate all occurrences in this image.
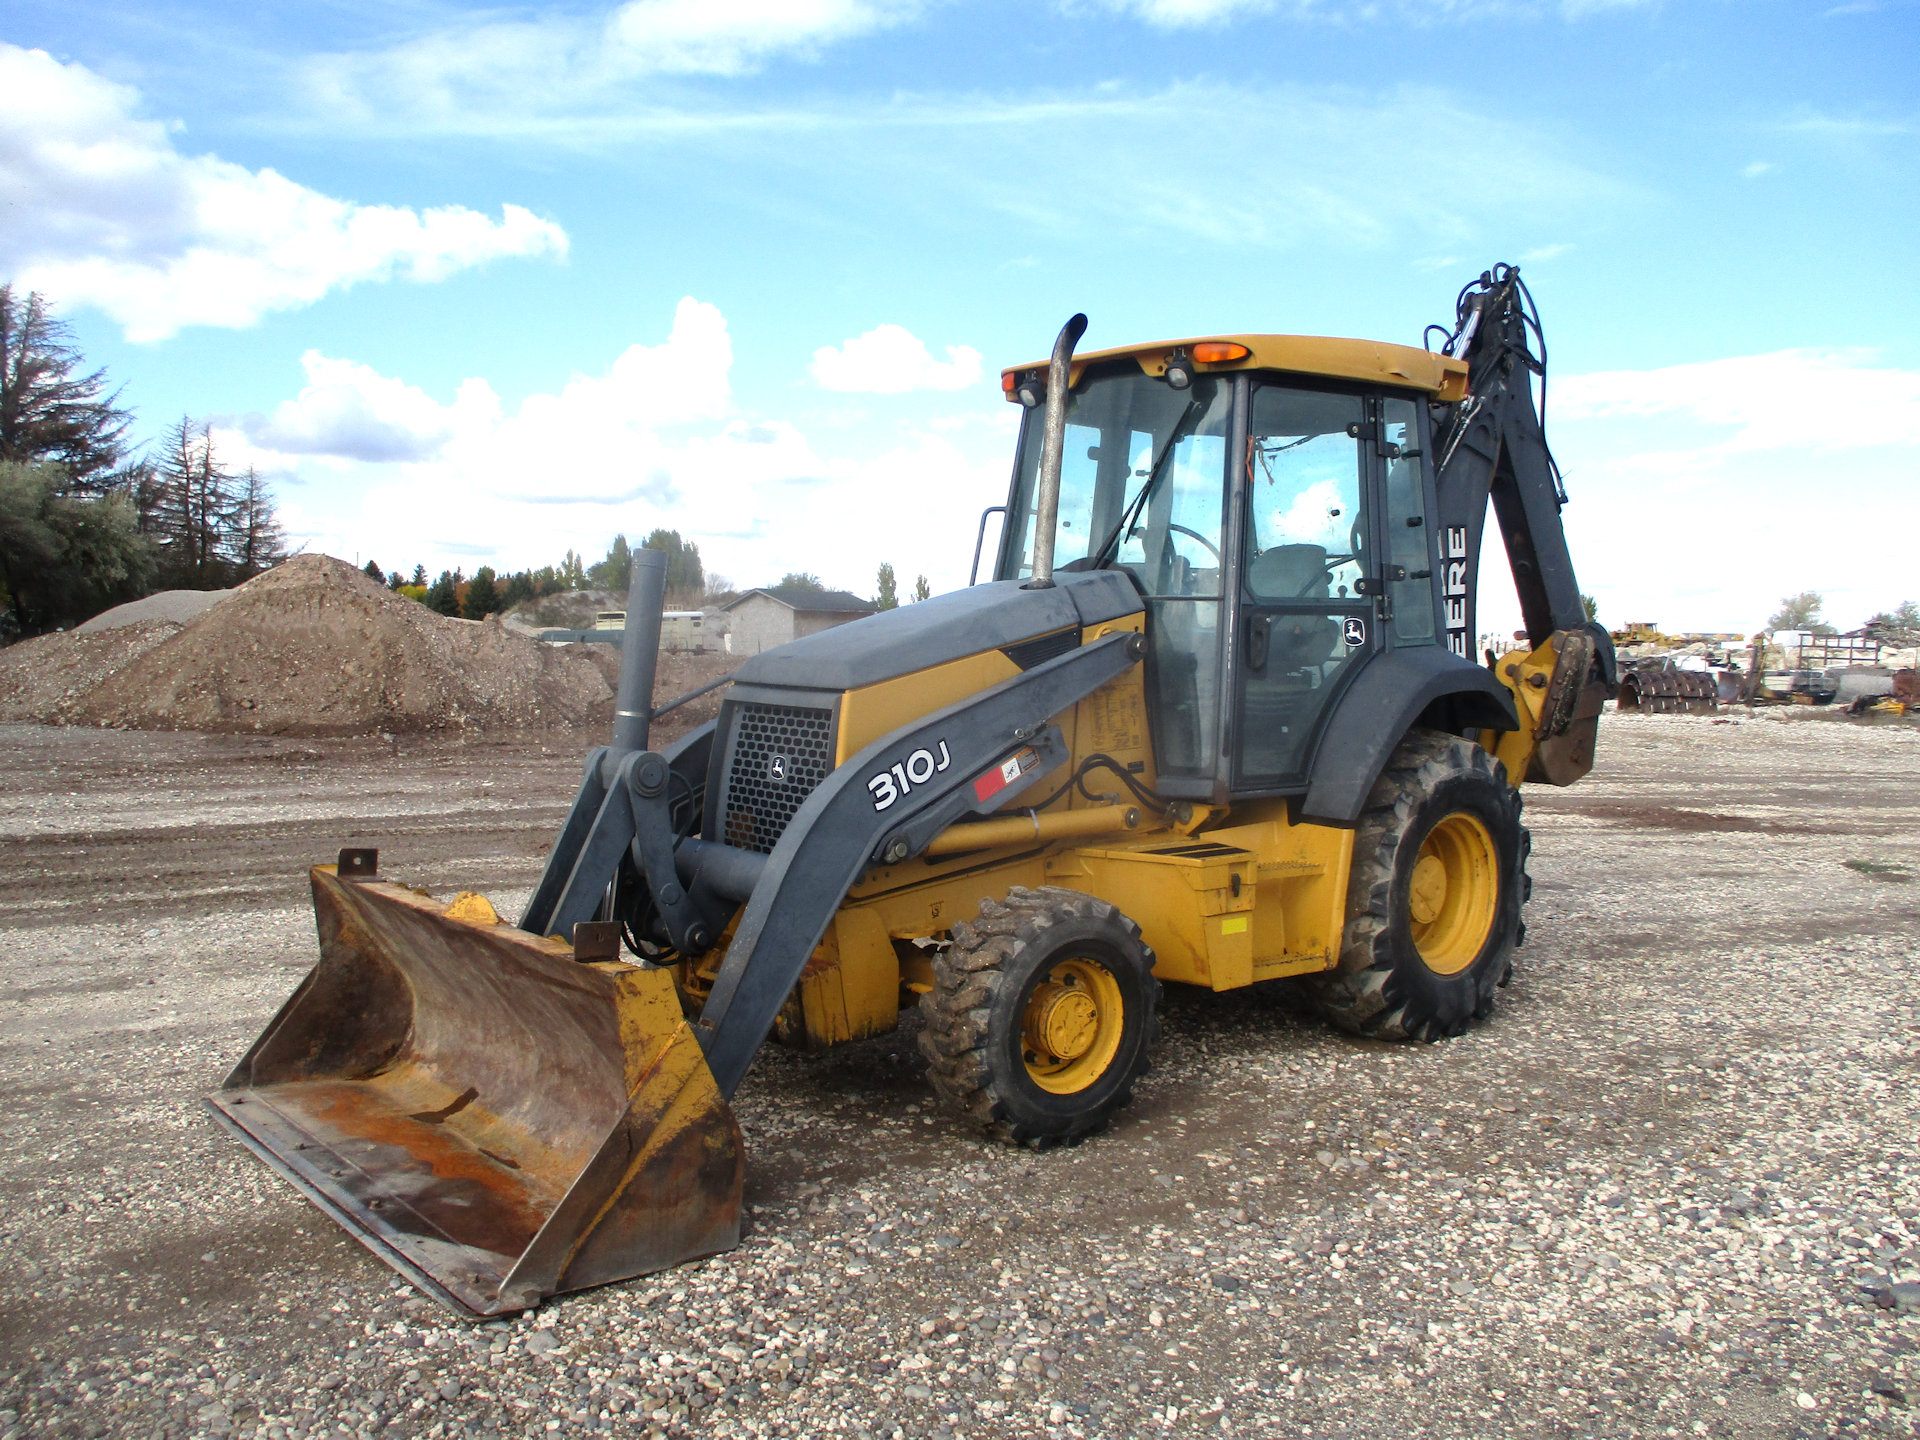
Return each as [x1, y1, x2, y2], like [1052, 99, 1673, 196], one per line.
[999, 363, 1231, 780]
[999, 363, 1230, 593]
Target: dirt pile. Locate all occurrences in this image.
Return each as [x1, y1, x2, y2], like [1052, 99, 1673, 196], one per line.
[0, 555, 620, 736]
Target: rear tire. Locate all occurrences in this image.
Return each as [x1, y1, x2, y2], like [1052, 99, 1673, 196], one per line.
[1309, 730, 1529, 1041]
[918, 887, 1159, 1147]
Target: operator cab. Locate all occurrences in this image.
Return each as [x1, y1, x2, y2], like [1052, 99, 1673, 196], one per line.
[994, 337, 1465, 804]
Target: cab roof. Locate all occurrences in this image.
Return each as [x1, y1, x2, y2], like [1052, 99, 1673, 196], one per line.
[1002, 333, 1469, 403]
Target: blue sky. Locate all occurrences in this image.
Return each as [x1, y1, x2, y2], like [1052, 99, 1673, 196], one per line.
[3, 0, 1916, 635]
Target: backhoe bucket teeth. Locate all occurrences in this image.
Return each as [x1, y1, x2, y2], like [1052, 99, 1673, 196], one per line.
[207, 865, 744, 1317]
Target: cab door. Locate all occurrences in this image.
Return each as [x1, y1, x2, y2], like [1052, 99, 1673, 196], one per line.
[1231, 384, 1381, 790]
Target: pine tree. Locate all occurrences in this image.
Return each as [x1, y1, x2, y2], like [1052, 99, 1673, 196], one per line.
[643, 528, 705, 599]
[464, 566, 502, 618]
[411, 564, 428, 588]
[149, 417, 242, 589]
[363, 560, 385, 584]
[0, 286, 132, 491]
[232, 467, 287, 579]
[588, 534, 632, 592]
[425, 569, 461, 616]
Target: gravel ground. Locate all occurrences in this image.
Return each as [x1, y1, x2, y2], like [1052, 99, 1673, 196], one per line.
[3, 710, 1918, 1439]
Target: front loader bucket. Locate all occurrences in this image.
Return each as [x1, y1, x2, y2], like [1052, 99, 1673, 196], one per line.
[208, 862, 744, 1317]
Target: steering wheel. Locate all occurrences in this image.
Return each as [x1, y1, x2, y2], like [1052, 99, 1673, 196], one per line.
[1166, 522, 1221, 564]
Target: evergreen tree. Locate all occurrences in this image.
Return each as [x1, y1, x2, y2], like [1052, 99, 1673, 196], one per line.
[588, 534, 632, 592]
[363, 560, 385, 584]
[0, 461, 153, 634]
[502, 571, 535, 609]
[643, 528, 705, 598]
[0, 286, 132, 491]
[411, 563, 428, 587]
[149, 417, 242, 589]
[231, 467, 286, 579]
[425, 569, 461, 616]
[875, 562, 899, 611]
[464, 566, 502, 618]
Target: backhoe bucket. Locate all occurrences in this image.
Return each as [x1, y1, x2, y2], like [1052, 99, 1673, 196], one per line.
[208, 861, 744, 1317]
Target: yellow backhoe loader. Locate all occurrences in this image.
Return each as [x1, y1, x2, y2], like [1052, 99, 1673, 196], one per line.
[211, 264, 1614, 1316]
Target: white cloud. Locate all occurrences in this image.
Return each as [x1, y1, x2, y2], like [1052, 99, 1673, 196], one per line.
[302, 0, 919, 133]
[255, 353, 483, 462]
[1519, 242, 1575, 263]
[1773, 108, 1914, 140]
[1091, 0, 1657, 25]
[1553, 349, 1920, 456]
[1741, 160, 1776, 178]
[1523, 349, 1920, 636]
[810, 325, 984, 394]
[0, 44, 568, 341]
[1098, 0, 1275, 24]
[231, 298, 1013, 597]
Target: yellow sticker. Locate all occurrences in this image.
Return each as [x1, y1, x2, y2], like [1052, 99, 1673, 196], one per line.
[1220, 915, 1249, 935]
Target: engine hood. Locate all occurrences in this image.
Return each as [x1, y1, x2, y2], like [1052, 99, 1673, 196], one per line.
[730, 571, 1142, 693]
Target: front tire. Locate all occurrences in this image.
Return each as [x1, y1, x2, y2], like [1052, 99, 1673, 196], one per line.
[1310, 730, 1529, 1041]
[918, 887, 1160, 1146]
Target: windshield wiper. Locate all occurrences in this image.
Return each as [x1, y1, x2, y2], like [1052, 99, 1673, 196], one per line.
[1089, 396, 1203, 570]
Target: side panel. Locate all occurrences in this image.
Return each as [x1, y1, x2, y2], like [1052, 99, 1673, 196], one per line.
[837, 650, 1023, 766]
[824, 797, 1353, 997]
[1298, 648, 1519, 826]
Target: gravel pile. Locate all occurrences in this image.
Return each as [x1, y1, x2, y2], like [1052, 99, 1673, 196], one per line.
[1, 712, 1916, 1437]
[0, 556, 616, 736]
[0, 622, 184, 725]
[75, 588, 233, 633]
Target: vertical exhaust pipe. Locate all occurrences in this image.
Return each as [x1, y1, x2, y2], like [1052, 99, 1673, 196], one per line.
[611, 547, 668, 758]
[1023, 313, 1089, 591]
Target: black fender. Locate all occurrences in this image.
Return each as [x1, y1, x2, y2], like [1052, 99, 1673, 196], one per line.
[1299, 648, 1518, 827]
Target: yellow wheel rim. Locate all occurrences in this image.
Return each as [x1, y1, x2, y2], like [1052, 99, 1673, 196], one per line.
[1408, 813, 1498, 976]
[1021, 957, 1125, 1094]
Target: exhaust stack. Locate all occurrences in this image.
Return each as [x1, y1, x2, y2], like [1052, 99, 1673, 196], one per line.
[1023, 313, 1088, 590]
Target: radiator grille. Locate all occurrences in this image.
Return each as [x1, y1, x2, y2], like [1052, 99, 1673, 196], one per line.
[722, 702, 835, 853]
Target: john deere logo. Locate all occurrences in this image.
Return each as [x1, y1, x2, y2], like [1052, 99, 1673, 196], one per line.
[767, 754, 789, 783]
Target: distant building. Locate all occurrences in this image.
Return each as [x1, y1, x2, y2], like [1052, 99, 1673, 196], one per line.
[722, 586, 874, 655]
